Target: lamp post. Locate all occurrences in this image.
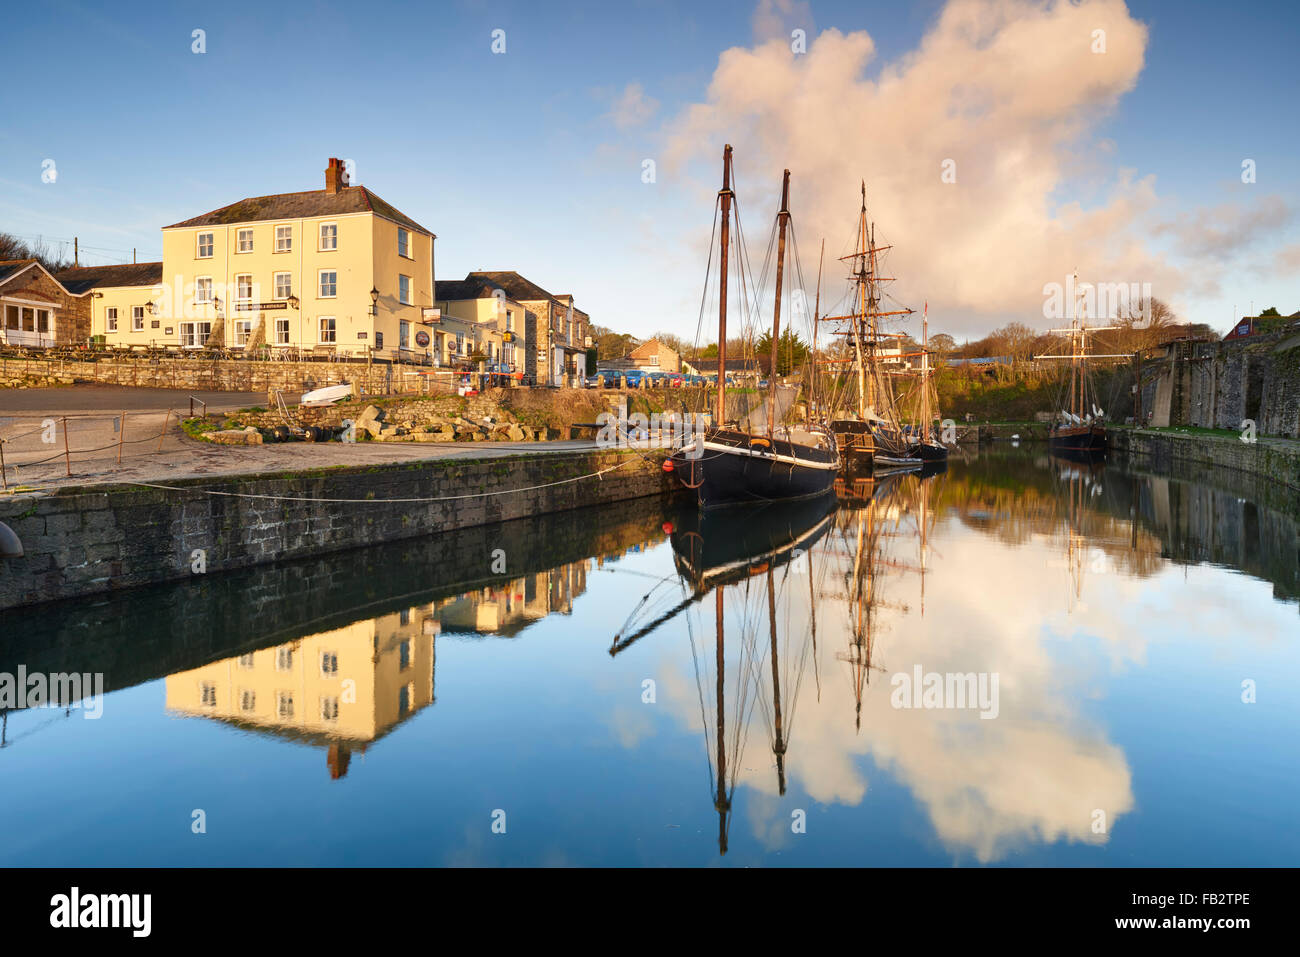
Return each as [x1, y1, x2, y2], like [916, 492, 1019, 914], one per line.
[369, 287, 379, 364]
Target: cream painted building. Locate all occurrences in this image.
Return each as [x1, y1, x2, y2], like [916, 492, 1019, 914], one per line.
[54, 262, 163, 346]
[110, 158, 436, 358]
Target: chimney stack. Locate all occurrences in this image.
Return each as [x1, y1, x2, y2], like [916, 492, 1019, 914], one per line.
[325, 157, 348, 193]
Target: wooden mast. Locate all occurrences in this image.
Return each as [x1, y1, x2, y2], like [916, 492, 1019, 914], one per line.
[768, 169, 791, 436]
[716, 145, 734, 426]
[812, 239, 824, 421]
[852, 183, 869, 417]
[921, 302, 930, 441]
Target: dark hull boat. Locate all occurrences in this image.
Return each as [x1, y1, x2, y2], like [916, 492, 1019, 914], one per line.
[669, 146, 840, 509]
[670, 427, 840, 509]
[1049, 423, 1107, 453]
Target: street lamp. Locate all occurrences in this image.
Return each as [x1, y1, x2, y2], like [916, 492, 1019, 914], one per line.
[286, 294, 299, 310]
[369, 287, 379, 316]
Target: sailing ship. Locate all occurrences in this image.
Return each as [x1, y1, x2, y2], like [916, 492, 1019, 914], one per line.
[822, 185, 923, 473]
[903, 302, 948, 465]
[1036, 274, 1124, 457]
[668, 145, 840, 508]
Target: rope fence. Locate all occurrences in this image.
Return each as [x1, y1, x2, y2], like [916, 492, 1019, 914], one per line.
[0, 410, 181, 490]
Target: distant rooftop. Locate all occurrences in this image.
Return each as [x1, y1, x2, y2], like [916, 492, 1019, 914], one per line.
[54, 261, 162, 294]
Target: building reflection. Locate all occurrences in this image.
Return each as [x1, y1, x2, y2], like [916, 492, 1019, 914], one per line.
[433, 560, 590, 636]
[164, 556, 607, 776]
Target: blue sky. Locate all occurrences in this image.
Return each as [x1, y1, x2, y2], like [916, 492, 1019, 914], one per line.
[1, 0, 1296, 341]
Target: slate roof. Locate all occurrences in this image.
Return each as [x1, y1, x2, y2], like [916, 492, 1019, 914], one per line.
[54, 261, 163, 294]
[164, 186, 432, 236]
[0, 259, 39, 285]
[435, 277, 506, 301]
[466, 271, 557, 303]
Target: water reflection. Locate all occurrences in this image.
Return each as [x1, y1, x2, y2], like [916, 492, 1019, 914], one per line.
[0, 450, 1295, 865]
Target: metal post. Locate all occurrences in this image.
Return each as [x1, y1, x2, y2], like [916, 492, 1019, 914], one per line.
[157, 410, 172, 452]
[117, 411, 126, 463]
[62, 416, 71, 477]
[0, 438, 7, 490]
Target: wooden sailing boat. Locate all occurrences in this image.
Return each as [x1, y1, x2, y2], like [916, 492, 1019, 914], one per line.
[823, 184, 922, 473]
[904, 302, 948, 464]
[1036, 274, 1125, 457]
[669, 145, 840, 508]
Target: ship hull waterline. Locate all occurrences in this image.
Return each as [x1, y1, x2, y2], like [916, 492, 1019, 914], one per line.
[669, 428, 840, 509]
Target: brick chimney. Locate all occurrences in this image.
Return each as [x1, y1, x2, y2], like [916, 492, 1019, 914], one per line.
[325, 157, 347, 193]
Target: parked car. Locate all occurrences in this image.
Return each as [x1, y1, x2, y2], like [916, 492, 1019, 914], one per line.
[584, 373, 601, 388]
[622, 369, 645, 388]
[597, 369, 622, 388]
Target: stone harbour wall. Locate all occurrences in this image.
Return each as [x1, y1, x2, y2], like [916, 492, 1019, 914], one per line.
[0, 449, 674, 610]
[1113, 427, 1300, 493]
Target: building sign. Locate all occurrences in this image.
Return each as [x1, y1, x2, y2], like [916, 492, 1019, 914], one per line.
[356, 332, 368, 340]
[414, 330, 430, 347]
[235, 301, 288, 311]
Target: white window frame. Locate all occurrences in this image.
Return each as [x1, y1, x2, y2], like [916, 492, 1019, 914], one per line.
[131, 306, 145, 332]
[273, 272, 292, 300]
[275, 225, 292, 253]
[275, 317, 290, 344]
[240, 689, 256, 712]
[233, 319, 254, 346]
[321, 696, 339, 722]
[319, 222, 337, 251]
[235, 273, 253, 302]
[196, 231, 214, 259]
[277, 691, 294, 719]
[399, 320, 410, 350]
[194, 276, 213, 304]
[320, 652, 339, 677]
[398, 274, 411, 305]
[236, 228, 254, 253]
[179, 321, 211, 349]
[397, 227, 410, 259]
[318, 316, 337, 343]
[106, 307, 118, 332]
[318, 270, 337, 299]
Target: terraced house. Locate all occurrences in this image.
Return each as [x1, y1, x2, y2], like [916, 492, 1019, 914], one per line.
[139, 158, 435, 358]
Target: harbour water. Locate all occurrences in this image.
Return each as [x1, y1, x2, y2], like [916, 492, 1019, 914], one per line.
[1, 448, 1296, 866]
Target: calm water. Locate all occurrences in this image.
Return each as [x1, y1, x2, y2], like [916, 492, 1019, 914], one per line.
[1, 449, 1297, 866]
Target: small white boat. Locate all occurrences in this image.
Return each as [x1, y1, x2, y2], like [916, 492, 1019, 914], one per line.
[300, 383, 354, 407]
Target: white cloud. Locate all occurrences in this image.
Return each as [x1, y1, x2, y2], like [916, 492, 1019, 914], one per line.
[661, 0, 1213, 338]
[608, 82, 660, 130]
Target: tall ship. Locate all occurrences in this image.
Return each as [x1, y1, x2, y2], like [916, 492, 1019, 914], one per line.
[1036, 275, 1126, 457]
[668, 145, 840, 508]
[820, 185, 923, 473]
[900, 302, 949, 465]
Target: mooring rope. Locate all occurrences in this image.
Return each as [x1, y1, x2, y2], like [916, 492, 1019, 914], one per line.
[124, 455, 644, 504]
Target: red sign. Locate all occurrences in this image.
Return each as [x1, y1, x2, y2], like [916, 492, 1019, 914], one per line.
[415, 330, 431, 347]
